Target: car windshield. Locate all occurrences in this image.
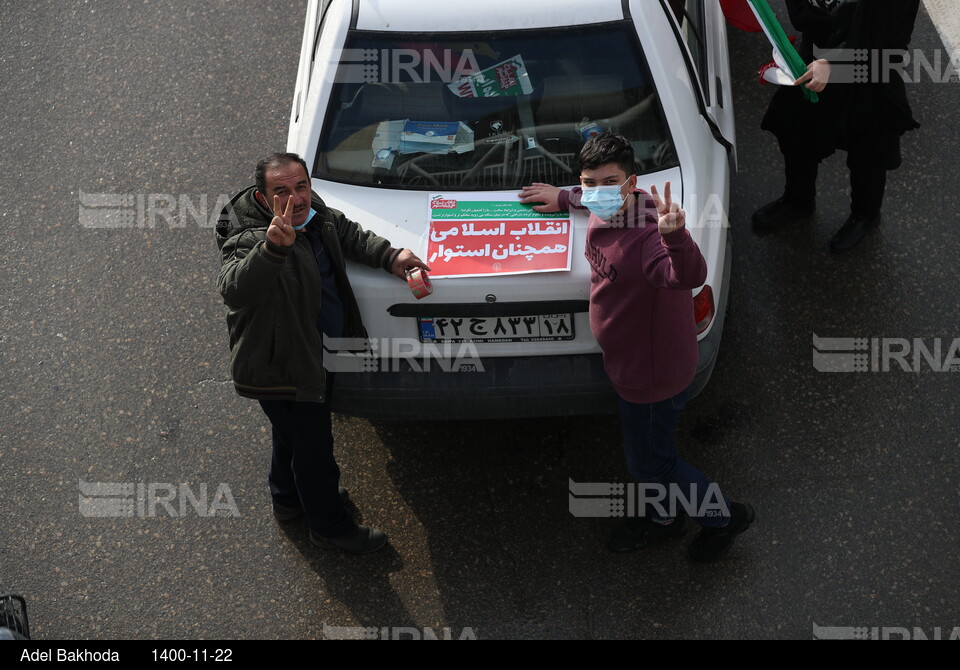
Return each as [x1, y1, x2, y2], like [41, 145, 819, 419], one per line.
[314, 21, 678, 190]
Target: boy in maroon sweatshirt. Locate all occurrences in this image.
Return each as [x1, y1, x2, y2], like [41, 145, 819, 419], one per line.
[520, 133, 753, 561]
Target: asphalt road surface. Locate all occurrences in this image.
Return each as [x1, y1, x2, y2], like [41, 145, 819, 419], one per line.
[1, 1, 958, 640]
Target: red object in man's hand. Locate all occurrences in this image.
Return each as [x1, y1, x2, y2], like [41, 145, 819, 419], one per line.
[720, 0, 762, 32]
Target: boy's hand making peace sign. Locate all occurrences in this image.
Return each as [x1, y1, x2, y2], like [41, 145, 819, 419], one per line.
[651, 181, 686, 236]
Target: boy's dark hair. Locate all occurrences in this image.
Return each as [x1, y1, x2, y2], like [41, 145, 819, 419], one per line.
[578, 132, 635, 175]
[255, 152, 310, 196]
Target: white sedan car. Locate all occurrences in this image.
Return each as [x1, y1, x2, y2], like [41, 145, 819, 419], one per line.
[286, 0, 736, 419]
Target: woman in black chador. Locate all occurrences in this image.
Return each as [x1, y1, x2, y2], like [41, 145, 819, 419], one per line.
[752, 0, 921, 253]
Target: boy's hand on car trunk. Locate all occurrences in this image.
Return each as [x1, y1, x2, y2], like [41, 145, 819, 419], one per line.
[518, 183, 563, 213]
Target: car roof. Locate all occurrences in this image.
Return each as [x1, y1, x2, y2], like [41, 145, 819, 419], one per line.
[355, 0, 628, 32]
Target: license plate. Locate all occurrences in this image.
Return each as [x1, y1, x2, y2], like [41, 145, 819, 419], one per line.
[418, 314, 575, 343]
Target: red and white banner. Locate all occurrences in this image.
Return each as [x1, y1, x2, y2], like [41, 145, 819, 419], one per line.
[425, 193, 573, 279]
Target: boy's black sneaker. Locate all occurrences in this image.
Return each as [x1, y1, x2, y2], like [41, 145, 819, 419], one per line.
[688, 502, 755, 562]
[607, 514, 687, 553]
[309, 525, 387, 554]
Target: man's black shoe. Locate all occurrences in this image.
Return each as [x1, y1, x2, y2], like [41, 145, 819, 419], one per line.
[273, 487, 349, 521]
[752, 196, 815, 232]
[309, 525, 387, 554]
[688, 502, 755, 562]
[829, 212, 881, 253]
[607, 514, 687, 553]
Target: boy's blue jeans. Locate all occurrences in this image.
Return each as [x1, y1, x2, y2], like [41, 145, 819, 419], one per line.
[619, 389, 729, 528]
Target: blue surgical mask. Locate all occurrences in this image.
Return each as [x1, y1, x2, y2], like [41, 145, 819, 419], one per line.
[581, 181, 629, 220]
[293, 208, 317, 231]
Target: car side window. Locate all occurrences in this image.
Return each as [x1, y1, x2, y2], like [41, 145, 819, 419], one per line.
[667, 0, 711, 106]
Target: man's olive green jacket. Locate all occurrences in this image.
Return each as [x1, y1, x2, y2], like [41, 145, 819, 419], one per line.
[216, 186, 399, 403]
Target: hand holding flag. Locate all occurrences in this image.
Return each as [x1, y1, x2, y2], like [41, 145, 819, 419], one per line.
[726, 0, 820, 103]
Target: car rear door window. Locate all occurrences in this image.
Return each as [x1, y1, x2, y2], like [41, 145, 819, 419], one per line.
[666, 0, 711, 105]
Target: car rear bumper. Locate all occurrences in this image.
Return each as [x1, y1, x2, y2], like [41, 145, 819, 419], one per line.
[330, 352, 619, 420]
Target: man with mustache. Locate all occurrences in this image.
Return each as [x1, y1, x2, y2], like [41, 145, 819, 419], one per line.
[216, 152, 428, 553]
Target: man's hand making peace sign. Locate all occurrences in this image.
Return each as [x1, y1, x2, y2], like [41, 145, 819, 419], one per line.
[266, 194, 298, 248]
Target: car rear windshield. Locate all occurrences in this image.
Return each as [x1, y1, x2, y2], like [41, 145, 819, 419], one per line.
[314, 21, 677, 191]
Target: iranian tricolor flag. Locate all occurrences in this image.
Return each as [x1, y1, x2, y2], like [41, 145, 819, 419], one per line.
[722, 0, 819, 103]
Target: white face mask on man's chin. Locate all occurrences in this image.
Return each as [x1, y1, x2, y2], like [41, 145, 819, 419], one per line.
[256, 192, 314, 230]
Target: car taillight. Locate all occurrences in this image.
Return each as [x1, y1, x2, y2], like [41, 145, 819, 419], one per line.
[693, 285, 715, 335]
